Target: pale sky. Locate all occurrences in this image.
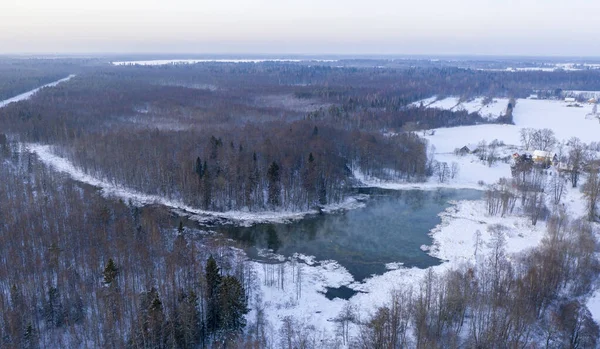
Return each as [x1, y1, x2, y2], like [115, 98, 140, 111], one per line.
[1, 0, 599, 56]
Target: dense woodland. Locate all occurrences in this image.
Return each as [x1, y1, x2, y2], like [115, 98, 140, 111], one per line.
[0, 58, 87, 100]
[0, 140, 254, 348]
[3, 61, 600, 212]
[2, 58, 600, 347]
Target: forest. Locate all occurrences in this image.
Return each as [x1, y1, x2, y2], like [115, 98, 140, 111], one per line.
[1, 58, 600, 347]
[3, 61, 600, 212]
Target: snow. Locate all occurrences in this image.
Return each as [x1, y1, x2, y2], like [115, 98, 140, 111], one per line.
[409, 96, 437, 108]
[23, 144, 367, 226]
[112, 59, 338, 66]
[428, 96, 461, 110]
[0, 75, 75, 108]
[5, 78, 600, 342]
[411, 96, 511, 120]
[248, 255, 352, 336]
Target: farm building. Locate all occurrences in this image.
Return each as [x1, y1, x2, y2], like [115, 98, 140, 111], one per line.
[564, 97, 576, 103]
[532, 150, 557, 164]
[456, 143, 479, 155]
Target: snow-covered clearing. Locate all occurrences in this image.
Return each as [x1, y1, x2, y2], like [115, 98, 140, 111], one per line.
[0, 75, 75, 108]
[410, 96, 511, 120]
[414, 98, 599, 152]
[112, 59, 338, 66]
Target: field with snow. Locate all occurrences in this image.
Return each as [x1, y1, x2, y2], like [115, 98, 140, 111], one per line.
[411, 96, 510, 120]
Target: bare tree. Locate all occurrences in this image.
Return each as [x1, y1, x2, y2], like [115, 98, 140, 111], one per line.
[450, 162, 460, 179]
[582, 168, 600, 222]
[568, 138, 587, 188]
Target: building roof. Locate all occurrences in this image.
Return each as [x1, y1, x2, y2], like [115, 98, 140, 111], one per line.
[532, 150, 556, 158]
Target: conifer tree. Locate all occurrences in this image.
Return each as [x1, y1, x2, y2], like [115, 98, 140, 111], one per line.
[205, 256, 222, 335]
[219, 276, 249, 338]
[267, 161, 281, 207]
[103, 258, 119, 286]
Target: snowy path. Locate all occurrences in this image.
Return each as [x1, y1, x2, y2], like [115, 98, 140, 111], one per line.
[0, 75, 76, 108]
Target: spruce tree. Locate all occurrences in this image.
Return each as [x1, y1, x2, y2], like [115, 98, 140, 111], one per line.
[103, 258, 118, 286]
[205, 256, 222, 335]
[218, 276, 249, 337]
[195, 156, 203, 179]
[267, 161, 281, 207]
[203, 160, 212, 210]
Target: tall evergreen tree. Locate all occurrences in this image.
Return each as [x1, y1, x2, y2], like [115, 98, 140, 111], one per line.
[202, 160, 212, 210]
[205, 256, 222, 335]
[218, 276, 249, 338]
[103, 258, 119, 286]
[267, 161, 281, 207]
[195, 156, 203, 179]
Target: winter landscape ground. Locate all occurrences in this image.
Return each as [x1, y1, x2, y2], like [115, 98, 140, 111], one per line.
[3, 71, 599, 346]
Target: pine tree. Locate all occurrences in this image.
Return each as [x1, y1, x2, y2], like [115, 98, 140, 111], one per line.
[205, 256, 222, 335]
[195, 156, 203, 179]
[218, 276, 249, 338]
[44, 286, 64, 327]
[267, 161, 281, 207]
[202, 161, 212, 210]
[23, 323, 35, 349]
[103, 258, 118, 286]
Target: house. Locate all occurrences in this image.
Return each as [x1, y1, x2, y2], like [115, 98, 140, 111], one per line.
[588, 98, 597, 104]
[457, 146, 470, 155]
[532, 150, 557, 165]
[456, 143, 479, 155]
[564, 97, 576, 103]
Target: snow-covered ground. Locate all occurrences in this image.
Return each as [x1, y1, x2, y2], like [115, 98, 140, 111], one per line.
[3, 78, 600, 343]
[247, 96, 600, 341]
[112, 59, 338, 66]
[480, 63, 600, 72]
[410, 96, 510, 120]
[0, 75, 75, 108]
[415, 98, 599, 151]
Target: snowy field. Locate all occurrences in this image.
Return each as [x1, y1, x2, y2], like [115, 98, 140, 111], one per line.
[410, 96, 510, 120]
[2, 79, 600, 343]
[480, 63, 600, 72]
[112, 59, 338, 66]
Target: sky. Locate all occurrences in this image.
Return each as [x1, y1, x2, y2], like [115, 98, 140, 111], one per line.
[1, 0, 599, 56]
